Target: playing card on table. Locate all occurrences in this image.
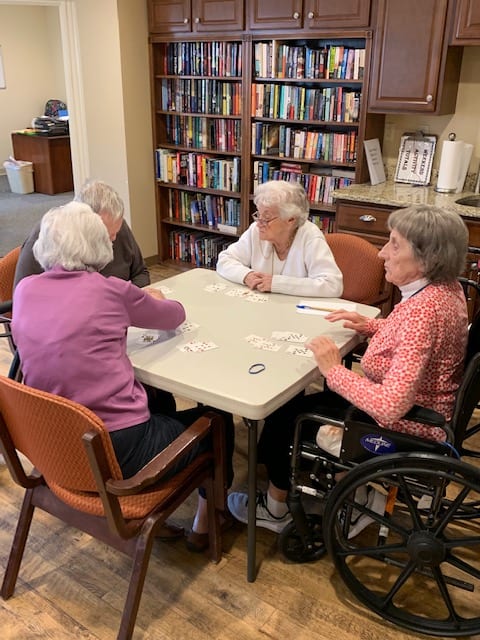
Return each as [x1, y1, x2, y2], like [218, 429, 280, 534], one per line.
[178, 321, 200, 334]
[225, 287, 250, 297]
[246, 292, 268, 303]
[179, 340, 218, 353]
[204, 283, 228, 293]
[286, 345, 312, 357]
[136, 329, 175, 346]
[157, 285, 173, 295]
[271, 331, 308, 343]
[245, 334, 281, 351]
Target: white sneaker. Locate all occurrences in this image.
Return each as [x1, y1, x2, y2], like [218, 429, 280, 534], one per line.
[347, 487, 386, 539]
[227, 491, 292, 534]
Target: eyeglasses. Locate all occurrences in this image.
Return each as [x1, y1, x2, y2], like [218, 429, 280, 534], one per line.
[252, 212, 279, 226]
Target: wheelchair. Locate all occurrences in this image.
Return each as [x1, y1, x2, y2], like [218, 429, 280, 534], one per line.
[279, 352, 480, 637]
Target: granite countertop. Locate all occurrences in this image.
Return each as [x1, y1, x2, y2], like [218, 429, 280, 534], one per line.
[332, 182, 480, 220]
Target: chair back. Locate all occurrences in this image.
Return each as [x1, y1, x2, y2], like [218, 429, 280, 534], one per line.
[326, 233, 389, 306]
[0, 375, 122, 492]
[452, 353, 480, 450]
[0, 246, 21, 304]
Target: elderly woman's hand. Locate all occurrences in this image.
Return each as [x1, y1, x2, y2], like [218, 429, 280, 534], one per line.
[244, 271, 264, 290]
[306, 336, 342, 377]
[255, 273, 273, 292]
[144, 287, 166, 301]
[325, 310, 370, 333]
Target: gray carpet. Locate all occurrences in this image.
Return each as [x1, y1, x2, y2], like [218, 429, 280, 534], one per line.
[0, 174, 73, 256]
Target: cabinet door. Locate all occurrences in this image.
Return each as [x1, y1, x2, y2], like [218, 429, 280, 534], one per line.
[305, 0, 371, 29]
[368, 0, 460, 113]
[451, 0, 480, 44]
[148, 0, 191, 34]
[193, 0, 244, 32]
[248, 0, 303, 30]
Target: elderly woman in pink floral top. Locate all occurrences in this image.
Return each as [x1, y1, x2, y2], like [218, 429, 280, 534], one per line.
[227, 205, 469, 534]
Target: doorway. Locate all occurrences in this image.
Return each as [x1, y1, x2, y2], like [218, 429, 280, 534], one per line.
[0, 0, 88, 189]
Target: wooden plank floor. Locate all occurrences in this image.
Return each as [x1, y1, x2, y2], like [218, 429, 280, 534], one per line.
[0, 265, 478, 639]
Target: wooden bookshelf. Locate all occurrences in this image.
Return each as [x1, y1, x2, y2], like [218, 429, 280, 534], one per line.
[147, 1, 385, 269]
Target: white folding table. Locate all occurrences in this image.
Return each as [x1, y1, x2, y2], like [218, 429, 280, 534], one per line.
[127, 268, 379, 581]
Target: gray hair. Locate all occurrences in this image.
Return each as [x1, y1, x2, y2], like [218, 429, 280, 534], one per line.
[387, 205, 468, 283]
[75, 179, 124, 221]
[33, 201, 114, 272]
[253, 180, 309, 226]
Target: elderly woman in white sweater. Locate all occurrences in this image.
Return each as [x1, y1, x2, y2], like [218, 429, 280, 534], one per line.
[216, 180, 343, 297]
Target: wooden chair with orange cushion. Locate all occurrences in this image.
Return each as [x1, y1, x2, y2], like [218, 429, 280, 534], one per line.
[0, 375, 226, 640]
[325, 233, 390, 308]
[326, 233, 392, 367]
[0, 246, 21, 353]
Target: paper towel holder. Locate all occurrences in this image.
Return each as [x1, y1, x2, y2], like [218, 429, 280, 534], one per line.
[435, 132, 473, 194]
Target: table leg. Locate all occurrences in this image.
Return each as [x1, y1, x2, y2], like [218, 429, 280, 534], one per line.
[243, 417, 258, 582]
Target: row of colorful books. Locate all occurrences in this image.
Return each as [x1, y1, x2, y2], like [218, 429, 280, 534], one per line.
[163, 41, 243, 78]
[252, 84, 361, 122]
[169, 230, 235, 268]
[156, 148, 241, 192]
[252, 124, 358, 163]
[254, 42, 365, 80]
[165, 115, 241, 153]
[253, 161, 355, 205]
[160, 78, 242, 116]
[167, 190, 241, 228]
[309, 214, 336, 234]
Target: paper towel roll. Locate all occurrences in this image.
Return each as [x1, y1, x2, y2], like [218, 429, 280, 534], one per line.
[436, 140, 469, 193]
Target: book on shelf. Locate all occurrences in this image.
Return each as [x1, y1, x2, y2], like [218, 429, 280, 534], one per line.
[217, 223, 238, 235]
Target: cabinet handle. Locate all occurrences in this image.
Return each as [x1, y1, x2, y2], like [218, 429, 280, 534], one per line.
[293, 12, 300, 19]
[183, 18, 189, 24]
[307, 11, 314, 18]
[194, 17, 200, 23]
[359, 214, 377, 223]
[426, 94, 433, 103]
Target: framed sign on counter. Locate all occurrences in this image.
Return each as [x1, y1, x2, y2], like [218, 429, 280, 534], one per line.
[394, 132, 437, 186]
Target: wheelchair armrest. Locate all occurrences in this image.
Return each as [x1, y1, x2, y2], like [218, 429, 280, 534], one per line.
[346, 404, 445, 428]
[402, 405, 446, 428]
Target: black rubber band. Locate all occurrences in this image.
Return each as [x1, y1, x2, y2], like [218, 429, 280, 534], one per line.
[249, 363, 266, 374]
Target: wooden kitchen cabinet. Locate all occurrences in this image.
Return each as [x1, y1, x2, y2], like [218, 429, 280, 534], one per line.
[148, 0, 244, 34]
[451, 0, 480, 44]
[247, 0, 371, 31]
[335, 199, 393, 247]
[336, 198, 480, 251]
[368, 0, 462, 114]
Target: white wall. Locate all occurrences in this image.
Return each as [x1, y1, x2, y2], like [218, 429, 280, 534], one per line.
[0, 5, 66, 165]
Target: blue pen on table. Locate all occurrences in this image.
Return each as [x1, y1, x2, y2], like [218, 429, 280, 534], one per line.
[296, 303, 338, 312]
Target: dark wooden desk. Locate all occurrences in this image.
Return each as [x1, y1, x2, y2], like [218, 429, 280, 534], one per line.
[11, 133, 73, 195]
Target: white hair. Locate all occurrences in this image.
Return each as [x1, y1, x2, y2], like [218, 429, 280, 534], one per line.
[253, 180, 309, 226]
[33, 201, 114, 272]
[75, 179, 124, 221]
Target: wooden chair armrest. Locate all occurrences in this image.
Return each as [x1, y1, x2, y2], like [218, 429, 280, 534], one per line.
[104, 413, 214, 496]
[0, 300, 12, 315]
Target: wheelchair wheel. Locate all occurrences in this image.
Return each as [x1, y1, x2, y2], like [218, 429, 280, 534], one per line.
[279, 514, 326, 563]
[323, 452, 480, 637]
